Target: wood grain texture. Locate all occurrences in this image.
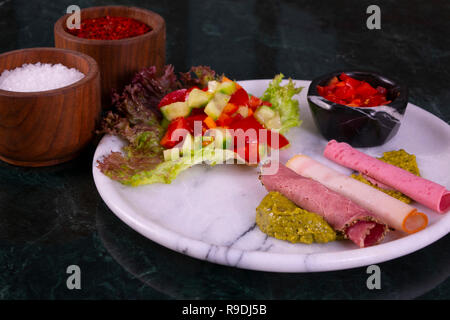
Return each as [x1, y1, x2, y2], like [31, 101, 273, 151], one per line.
[0, 47, 101, 167]
[54, 6, 166, 107]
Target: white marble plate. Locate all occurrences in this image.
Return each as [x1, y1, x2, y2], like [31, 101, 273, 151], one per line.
[92, 80, 450, 272]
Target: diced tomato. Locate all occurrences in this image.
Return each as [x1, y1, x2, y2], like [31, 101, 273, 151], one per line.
[324, 95, 336, 103]
[189, 107, 206, 116]
[328, 76, 340, 85]
[230, 116, 289, 149]
[324, 84, 336, 94]
[231, 117, 260, 164]
[230, 113, 244, 124]
[230, 116, 262, 140]
[158, 89, 189, 108]
[344, 77, 361, 89]
[235, 141, 260, 164]
[355, 82, 378, 97]
[348, 98, 361, 107]
[268, 130, 290, 149]
[261, 101, 272, 107]
[217, 113, 232, 127]
[248, 95, 264, 109]
[185, 114, 207, 135]
[367, 95, 388, 107]
[317, 73, 389, 108]
[335, 86, 354, 100]
[160, 117, 191, 149]
[229, 87, 249, 106]
[338, 73, 350, 81]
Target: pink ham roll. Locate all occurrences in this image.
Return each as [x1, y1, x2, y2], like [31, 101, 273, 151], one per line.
[324, 140, 450, 213]
[286, 155, 428, 234]
[260, 163, 388, 248]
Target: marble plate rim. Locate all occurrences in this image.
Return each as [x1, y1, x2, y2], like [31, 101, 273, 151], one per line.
[92, 79, 450, 273]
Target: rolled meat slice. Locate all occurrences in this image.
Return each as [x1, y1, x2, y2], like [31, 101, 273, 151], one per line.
[324, 140, 450, 213]
[286, 154, 428, 234]
[260, 163, 388, 247]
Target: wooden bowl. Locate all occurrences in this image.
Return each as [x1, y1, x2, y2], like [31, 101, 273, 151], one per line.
[0, 47, 101, 167]
[54, 5, 166, 107]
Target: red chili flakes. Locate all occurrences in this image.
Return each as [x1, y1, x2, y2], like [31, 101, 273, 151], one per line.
[67, 16, 151, 40]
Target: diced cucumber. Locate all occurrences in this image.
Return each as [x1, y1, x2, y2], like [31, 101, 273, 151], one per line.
[236, 106, 250, 118]
[254, 105, 281, 130]
[265, 114, 282, 130]
[164, 148, 181, 161]
[204, 100, 221, 120]
[254, 105, 276, 124]
[217, 81, 237, 95]
[181, 134, 195, 156]
[207, 80, 219, 92]
[160, 101, 191, 121]
[204, 92, 230, 120]
[187, 89, 212, 108]
[181, 134, 207, 155]
[206, 128, 233, 149]
[193, 135, 204, 151]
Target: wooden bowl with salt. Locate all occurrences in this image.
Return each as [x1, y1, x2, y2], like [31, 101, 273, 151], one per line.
[54, 5, 166, 107]
[0, 47, 101, 167]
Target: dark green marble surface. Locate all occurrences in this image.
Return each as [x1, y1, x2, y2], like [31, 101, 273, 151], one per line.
[0, 0, 449, 299]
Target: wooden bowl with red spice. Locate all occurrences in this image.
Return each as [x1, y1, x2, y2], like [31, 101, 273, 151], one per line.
[0, 47, 101, 167]
[54, 6, 166, 107]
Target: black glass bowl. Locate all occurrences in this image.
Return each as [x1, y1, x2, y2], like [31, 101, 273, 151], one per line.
[307, 70, 408, 147]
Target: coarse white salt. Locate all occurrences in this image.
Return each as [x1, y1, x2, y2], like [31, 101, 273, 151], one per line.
[0, 62, 85, 92]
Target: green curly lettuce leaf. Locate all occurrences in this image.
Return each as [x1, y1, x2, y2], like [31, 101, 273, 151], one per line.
[99, 145, 236, 187]
[261, 74, 303, 134]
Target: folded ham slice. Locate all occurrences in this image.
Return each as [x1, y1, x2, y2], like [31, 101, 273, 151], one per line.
[324, 140, 450, 213]
[286, 154, 428, 234]
[260, 163, 388, 247]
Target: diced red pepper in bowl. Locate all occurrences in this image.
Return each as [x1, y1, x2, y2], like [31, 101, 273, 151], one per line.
[316, 73, 390, 108]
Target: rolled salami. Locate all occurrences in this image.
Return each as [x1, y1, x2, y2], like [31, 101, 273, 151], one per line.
[324, 140, 450, 213]
[260, 163, 388, 247]
[286, 154, 428, 234]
